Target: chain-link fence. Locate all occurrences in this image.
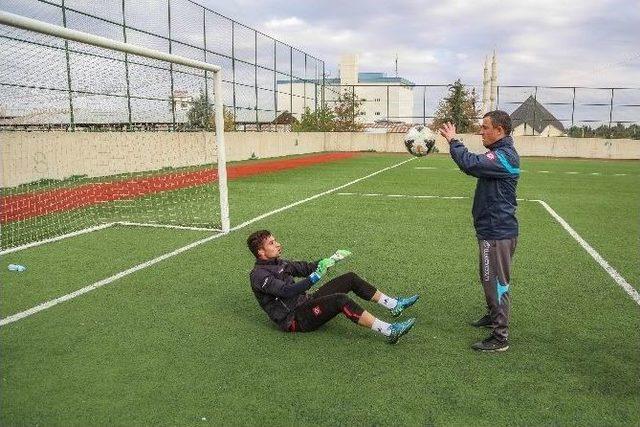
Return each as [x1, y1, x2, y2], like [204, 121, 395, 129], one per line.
[0, 0, 324, 131]
[324, 84, 640, 137]
[1, 1, 638, 136]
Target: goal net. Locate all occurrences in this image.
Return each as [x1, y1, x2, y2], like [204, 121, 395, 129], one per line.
[0, 11, 230, 253]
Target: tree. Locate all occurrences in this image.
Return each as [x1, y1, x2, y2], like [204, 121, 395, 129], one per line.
[431, 79, 480, 133]
[187, 90, 213, 130]
[566, 123, 639, 139]
[292, 106, 335, 132]
[333, 89, 365, 131]
[187, 90, 235, 131]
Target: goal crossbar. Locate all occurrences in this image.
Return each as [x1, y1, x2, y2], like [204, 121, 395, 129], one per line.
[0, 10, 231, 233]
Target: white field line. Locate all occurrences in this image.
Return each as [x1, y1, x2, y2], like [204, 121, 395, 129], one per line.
[229, 157, 416, 231]
[0, 223, 117, 256]
[0, 231, 226, 326]
[1, 157, 416, 327]
[533, 200, 640, 306]
[338, 192, 639, 305]
[338, 192, 468, 200]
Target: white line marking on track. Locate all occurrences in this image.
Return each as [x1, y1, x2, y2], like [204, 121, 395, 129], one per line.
[0, 157, 417, 327]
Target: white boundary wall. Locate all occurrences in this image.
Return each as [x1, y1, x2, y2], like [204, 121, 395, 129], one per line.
[1, 131, 638, 187]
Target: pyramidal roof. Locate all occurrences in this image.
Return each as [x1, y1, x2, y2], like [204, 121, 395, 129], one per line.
[510, 95, 564, 133]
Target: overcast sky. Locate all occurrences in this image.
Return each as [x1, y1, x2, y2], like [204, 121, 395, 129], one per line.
[203, 0, 639, 88]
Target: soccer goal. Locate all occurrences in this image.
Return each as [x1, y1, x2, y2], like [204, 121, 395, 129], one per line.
[0, 11, 230, 254]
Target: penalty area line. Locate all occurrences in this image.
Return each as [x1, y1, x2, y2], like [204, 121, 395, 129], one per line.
[533, 199, 640, 306]
[337, 192, 639, 306]
[0, 157, 416, 327]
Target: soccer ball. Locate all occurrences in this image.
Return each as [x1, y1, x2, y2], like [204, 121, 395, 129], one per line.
[403, 125, 436, 157]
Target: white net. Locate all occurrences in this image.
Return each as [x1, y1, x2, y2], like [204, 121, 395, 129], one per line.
[0, 16, 226, 252]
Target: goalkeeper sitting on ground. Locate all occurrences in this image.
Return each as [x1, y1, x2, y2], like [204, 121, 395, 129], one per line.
[247, 230, 419, 344]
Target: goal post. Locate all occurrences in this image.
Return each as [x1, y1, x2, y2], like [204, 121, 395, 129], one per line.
[0, 11, 230, 253]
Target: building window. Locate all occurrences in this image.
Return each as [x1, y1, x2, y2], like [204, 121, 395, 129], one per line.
[374, 98, 381, 102]
[375, 112, 381, 115]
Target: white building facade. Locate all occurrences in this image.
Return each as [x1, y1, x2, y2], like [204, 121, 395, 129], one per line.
[277, 54, 415, 124]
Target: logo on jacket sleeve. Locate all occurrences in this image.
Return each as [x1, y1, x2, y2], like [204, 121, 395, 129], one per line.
[485, 152, 496, 161]
[312, 306, 323, 316]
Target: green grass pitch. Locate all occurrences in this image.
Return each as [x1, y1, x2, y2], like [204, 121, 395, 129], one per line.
[1, 153, 639, 425]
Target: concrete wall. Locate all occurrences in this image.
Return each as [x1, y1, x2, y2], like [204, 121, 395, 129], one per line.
[1, 131, 638, 187]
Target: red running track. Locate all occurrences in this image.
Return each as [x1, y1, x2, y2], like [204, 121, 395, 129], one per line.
[1, 152, 357, 223]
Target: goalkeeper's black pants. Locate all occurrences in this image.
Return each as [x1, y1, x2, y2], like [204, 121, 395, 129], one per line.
[289, 272, 377, 332]
[478, 238, 518, 341]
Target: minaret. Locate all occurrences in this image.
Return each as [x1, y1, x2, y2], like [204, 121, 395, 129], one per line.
[490, 50, 498, 111]
[482, 55, 490, 115]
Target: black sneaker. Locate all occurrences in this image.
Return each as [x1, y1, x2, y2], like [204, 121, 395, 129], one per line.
[470, 314, 496, 328]
[471, 335, 509, 352]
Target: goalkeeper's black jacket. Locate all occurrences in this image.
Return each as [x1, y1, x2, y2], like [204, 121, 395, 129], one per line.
[449, 135, 520, 240]
[249, 258, 319, 331]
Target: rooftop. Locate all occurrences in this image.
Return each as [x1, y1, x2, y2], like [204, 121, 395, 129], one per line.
[278, 72, 414, 86]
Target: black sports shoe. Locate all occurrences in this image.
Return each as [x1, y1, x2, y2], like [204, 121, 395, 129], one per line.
[470, 314, 496, 328]
[471, 335, 509, 352]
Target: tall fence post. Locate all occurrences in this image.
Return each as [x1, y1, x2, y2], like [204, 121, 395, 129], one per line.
[254, 29, 258, 129]
[231, 21, 236, 123]
[571, 86, 576, 128]
[422, 86, 426, 125]
[609, 88, 615, 135]
[121, 0, 132, 130]
[273, 40, 277, 128]
[386, 85, 390, 122]
[533, 86, 538, 136]
[304, 53, 307, 113]
[289, 46, 293, 119]
[61, 0, 75, 130]
[202, 7, 209, 113]
[167, 0, 176, 130]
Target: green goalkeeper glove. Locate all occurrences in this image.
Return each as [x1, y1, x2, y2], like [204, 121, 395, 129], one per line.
[329, 249, 352, 262]
[309, 258, 335, 284]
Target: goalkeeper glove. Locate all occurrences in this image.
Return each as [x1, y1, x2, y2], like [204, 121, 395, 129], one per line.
[329, 249, 352, 262]
[309, 258, 335, 284]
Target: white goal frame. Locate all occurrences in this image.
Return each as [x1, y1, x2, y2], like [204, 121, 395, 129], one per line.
[0, 11, 231, 244]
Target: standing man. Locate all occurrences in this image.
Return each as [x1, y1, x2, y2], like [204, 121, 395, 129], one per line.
[439, 110, 519, 352]
[247, 230, 419, 344]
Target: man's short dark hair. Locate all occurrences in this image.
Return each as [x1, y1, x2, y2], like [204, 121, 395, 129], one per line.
[247, 230, 271, 258]
[483, 110, 512, 135]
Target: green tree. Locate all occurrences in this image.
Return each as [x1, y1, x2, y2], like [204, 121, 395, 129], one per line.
[431, 79, 480, 133]
[333, 89, 365, 131]
[187, 90, 213, 130]
[187, 90, 235, 131]
[567, 123, 639, 139]
[292, 106, 335, 132]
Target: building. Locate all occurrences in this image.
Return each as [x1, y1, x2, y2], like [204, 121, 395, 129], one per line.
[277, 54, 416, 125]
[510, 95, 565, 136]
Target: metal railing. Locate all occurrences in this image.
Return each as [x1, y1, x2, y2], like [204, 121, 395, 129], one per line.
[1, 1, 637, 136]
[0, 0, 324, 130]
[324, 84, 640, 137]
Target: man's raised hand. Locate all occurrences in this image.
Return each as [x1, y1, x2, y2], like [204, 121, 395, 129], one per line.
[438, 122, 457, 143]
